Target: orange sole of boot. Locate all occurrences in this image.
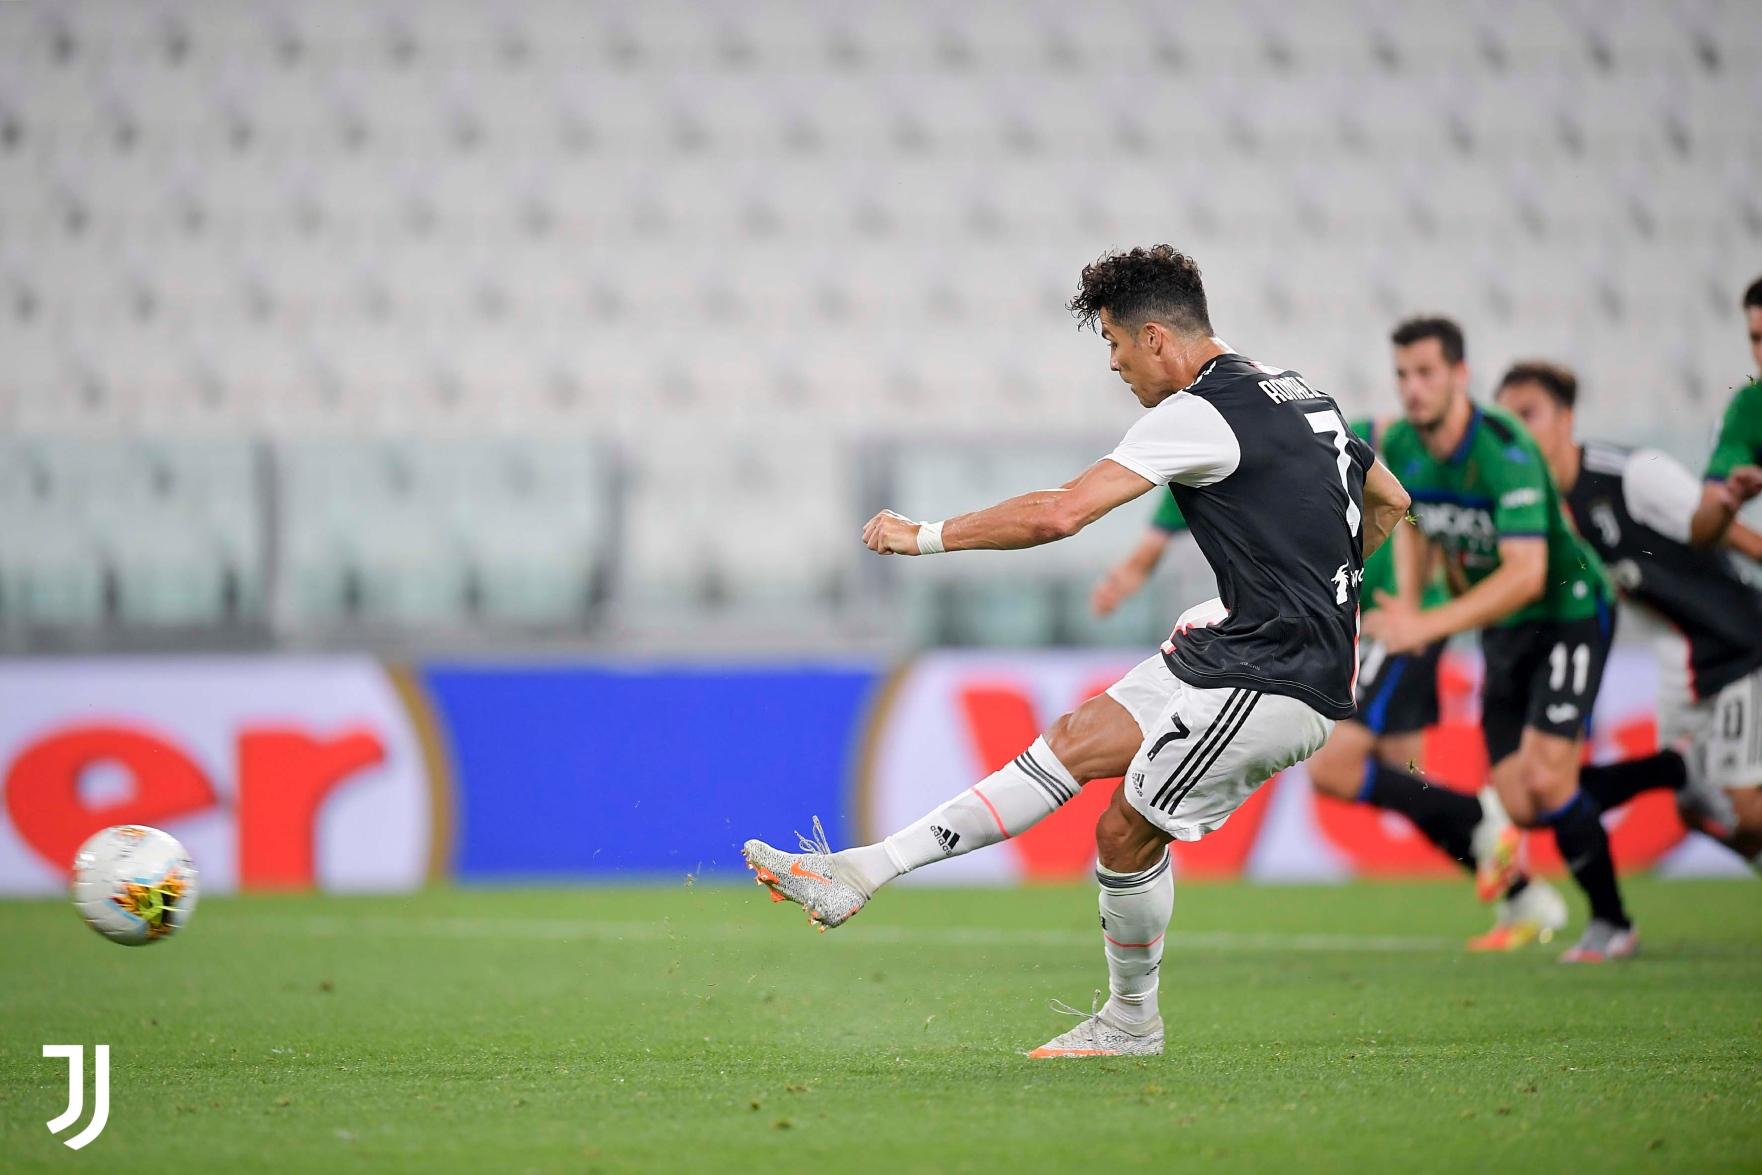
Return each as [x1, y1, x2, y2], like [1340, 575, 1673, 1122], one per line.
[1026, 1047, 1119, 1059]
[1475, 828, 1521, 903]
[1465, 923, 1546, 952]
[747, 859, 832, 932]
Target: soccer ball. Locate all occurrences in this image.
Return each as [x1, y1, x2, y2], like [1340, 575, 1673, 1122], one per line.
[72, 825, 199, 946]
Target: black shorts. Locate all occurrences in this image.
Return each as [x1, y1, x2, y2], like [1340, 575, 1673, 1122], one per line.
[1480, 606, 1616, 765]
[1352, 638, 1444, 736]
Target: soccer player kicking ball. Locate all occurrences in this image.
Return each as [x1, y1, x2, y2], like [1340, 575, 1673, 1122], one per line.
[1094, 423, 1568, 951]
[1362, 318, 1631, 963]
[743, 246, 1411, 1057]
[1494, 361, 1762, 867]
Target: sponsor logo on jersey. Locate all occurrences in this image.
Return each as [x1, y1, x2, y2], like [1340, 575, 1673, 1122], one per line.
[1332, 563, 1364, 605]
[1500, 487, 1541, 509]
[1412, 501, 1496, 545]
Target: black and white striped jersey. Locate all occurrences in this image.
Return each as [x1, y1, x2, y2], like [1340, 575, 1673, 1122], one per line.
[1106, 352, 1374, 719]
[1567, 441, 1762, 698]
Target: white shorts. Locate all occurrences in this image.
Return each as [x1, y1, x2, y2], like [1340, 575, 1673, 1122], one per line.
[1105, 654, 1334, 841]
[1659, 654, 1762, 791]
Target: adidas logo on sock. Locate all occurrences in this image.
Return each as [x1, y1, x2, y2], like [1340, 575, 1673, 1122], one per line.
[930, 824, 960, 853]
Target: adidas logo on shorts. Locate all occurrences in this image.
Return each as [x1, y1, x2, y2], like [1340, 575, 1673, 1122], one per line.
[930, 824, 960, 854]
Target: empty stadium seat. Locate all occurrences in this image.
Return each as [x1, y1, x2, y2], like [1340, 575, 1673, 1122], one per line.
[0, 437, 260, 629]
[0, 0, 1756, 647]
[274, 437, 613, 631]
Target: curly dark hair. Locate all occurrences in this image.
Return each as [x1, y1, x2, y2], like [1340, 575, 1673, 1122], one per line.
[1068, 245, 1212, 336]
[1497, 359, 1578, 409]
[1744, 275, 1762, 310]
[1389, 316, 1466, 365]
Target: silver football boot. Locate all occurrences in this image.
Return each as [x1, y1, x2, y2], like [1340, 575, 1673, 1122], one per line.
[742, 817, 868, 932]
[1026, 993, 1164, 1059]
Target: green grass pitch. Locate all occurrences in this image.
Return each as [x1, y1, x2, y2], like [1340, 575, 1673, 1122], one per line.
[2, 877, 1759, 1173]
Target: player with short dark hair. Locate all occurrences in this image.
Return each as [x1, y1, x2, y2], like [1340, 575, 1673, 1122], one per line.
[1094, 422, 1568, 951]
[1389, 316, 1466, 366]
[1496, 363, 1762, 868]
[1365, 317, 1635, 963]
[1506, 359, 1762, 550]
[743, 245, 1412, 1056]
[1702, 276, 1762, 562]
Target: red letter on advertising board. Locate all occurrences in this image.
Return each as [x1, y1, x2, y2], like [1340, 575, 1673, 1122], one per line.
[3, 726, 217, 874]
[237, 729, 386, 890]
[957, 683, 1114, 879]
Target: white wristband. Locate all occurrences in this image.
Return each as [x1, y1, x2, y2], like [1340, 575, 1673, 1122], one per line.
[916, 520, 945, 555]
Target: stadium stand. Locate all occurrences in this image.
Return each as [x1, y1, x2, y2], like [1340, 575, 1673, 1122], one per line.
[0, 0, 1755, 647]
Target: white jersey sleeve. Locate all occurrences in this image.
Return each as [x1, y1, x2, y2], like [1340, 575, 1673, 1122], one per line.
[1621, 448, 1701, 544]
[1106, 392, 1242, 488]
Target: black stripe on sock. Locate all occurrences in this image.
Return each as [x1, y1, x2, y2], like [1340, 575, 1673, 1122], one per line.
[1149, 689, 1246, 810]
[1012, 760, 1063, 808]
[1161, 691, 1262, 815]
[1012, 754, 1068, 808]
[1096, 853, 1170, 891]
[1017, 749, 1076, 803]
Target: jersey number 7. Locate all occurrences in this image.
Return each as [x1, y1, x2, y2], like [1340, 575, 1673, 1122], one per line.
[1306, 408, 1362, 539]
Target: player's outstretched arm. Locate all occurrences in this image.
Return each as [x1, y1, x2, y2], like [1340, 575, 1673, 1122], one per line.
[1092, 494, 1188, 615]
[1090, 529, 1172, 616]
[1391, 506, 1433, 609]
[1361, 458, 1410, 559]
[1090, 532, 1168, 616]
[1367, 537, 1546, 654]
[1726, 518, 1762, 562]
[861, 459, 1156, 556]
[1690, 465, 1762, 548]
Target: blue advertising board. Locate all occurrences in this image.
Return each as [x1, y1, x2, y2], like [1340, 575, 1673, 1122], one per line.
[421, 661, 884, 880]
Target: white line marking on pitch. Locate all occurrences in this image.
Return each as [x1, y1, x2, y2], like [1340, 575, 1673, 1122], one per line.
[276, 916, 1451, 953]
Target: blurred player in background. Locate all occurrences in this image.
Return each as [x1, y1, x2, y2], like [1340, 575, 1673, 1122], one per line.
[1088, 490, 1194, 619]
[1092, 426, 1567, 951]
[1704, 276, 1762, 562]
[1495, 361, 1762, 868]
[744, 246, 1411, 1056]
[1365, 318, 1634, 963]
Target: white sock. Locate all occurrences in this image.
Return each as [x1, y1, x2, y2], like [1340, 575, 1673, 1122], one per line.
[1097, 852, 1174, 1026]
[831, 737, 1079, 895]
